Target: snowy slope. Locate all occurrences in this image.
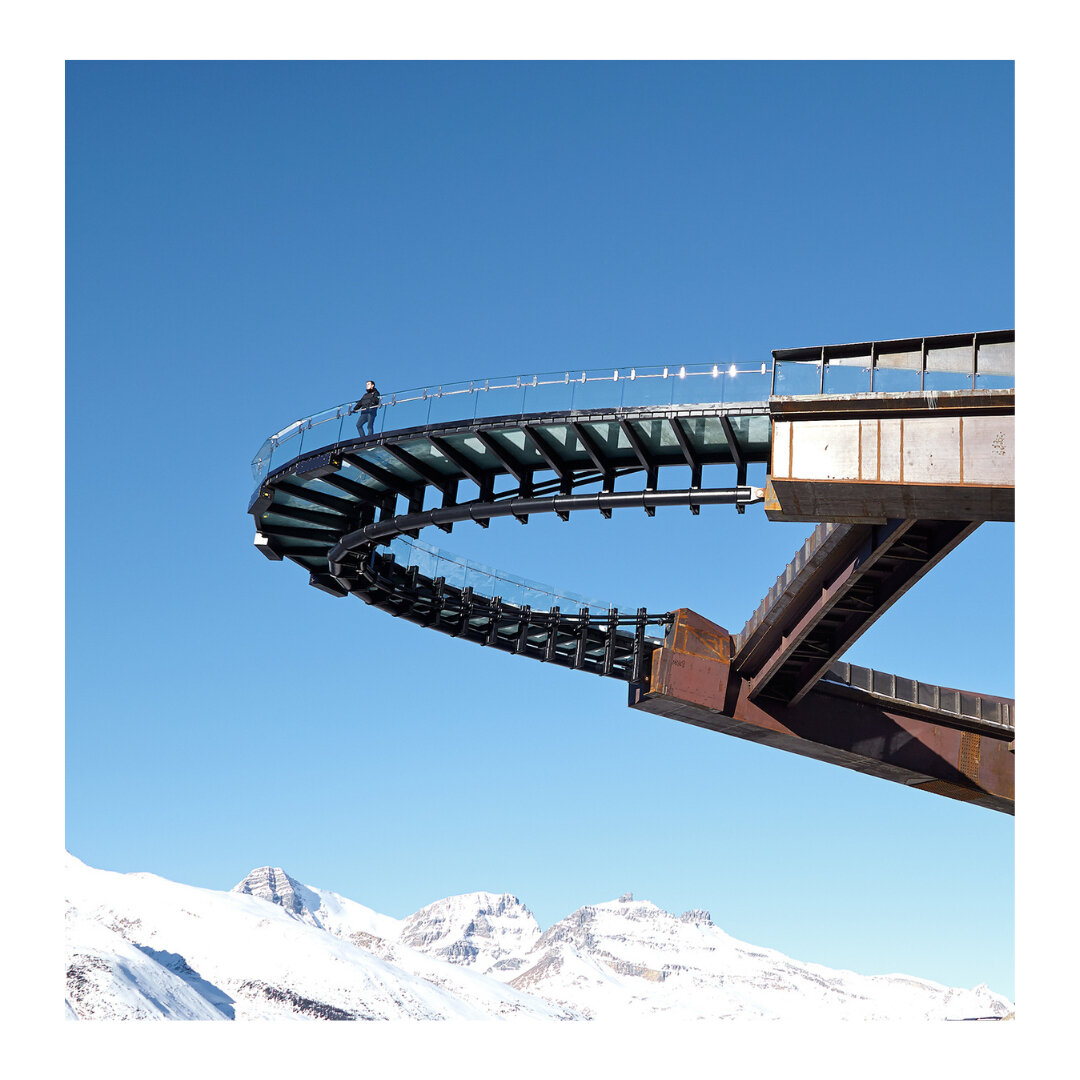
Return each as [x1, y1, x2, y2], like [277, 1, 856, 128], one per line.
[504, 894, 1013, 1020]
[64, 857, 1013, 1021]
[65, 856, 576, 1020]
[232, 866, 402, 948]
[65, 906, 229, 1020]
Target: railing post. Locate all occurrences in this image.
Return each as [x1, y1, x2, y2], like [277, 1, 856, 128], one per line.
[454, 586, 473, 638]
[603, 607, 618, 676]
[574, 608, 590, 669]
[516, 605, 532, 654]
[545, 607, 560, 662]
[631, 607, 648, 683]
[487, 597, 502, 647]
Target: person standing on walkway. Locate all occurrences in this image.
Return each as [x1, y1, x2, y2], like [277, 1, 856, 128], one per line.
[353, 380, 381, 437]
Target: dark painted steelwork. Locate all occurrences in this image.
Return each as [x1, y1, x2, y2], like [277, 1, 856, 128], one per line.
[249, 331, 1015, 810]
[332, 486, 756, 552]
[251, 403, 766, 685]
[335, 545, 669, 680]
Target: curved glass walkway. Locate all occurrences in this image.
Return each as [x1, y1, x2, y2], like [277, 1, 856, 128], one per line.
[247, 330, 1014, 680]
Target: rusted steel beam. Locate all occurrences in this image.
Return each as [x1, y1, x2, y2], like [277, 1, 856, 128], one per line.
[734, 518, 980, 706]
[629, 609, 1014, 814]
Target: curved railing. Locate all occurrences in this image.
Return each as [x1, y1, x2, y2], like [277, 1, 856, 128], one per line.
[248, 329, 1014, 683]
[387, 535, 642, 623]
[251, 361, 773, 485]
[250, 330, 1015, 487]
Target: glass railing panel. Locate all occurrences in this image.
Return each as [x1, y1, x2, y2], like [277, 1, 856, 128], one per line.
[669, 365, 725, 407]
[621, 367, 677, 409]
[977, 339, 1014, 375]
[519, 374, 573, 416]
[924, 343, 974, 391]
[436, 550, 467, 591]
[722, 366, 772, 403]
[494, 575, 527, 610]
[924, 370, 975, 392]
[385, 536, 633, 619]
[342, 405, 373, 441]
[976, 340, 1014, 390]
[377, 392, 432, 434]
[568, 371, 620, 411]
[477, 374, 528, 419]
[926, 343, 972, 374]
[875, 344, 922, 372]
[267, 422, 305, 475]
[251, 438, 275, 483]
[424, 381, 486, 427]
[773, 360, 822, 396]
[974, 372, 1014, 390]
[872, 367, 922, 393]
[822, 358, 872, 395]
[296, 407, 347, 459]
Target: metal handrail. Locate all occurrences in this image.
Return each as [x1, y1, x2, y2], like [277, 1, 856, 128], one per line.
[250, 361, 772, 481]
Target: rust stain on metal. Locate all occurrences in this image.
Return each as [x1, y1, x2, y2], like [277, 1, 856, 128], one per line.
[909, 778, 986, 805]
[634, 609, 1014, 813]
[671, 611, 734, 663]
[959, 730, 981, 784]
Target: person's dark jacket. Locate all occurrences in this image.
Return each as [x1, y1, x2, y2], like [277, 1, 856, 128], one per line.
[355, 386, 380, 411]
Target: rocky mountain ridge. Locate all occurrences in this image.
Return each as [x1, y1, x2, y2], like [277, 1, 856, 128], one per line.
[66, 857, 1013, 1021]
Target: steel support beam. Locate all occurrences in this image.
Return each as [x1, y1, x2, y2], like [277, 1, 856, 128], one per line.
[630, 609, 1014, 813]
[734, 518, 981, 705]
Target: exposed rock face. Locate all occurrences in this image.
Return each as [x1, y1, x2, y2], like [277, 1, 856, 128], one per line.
[231, 867, 323, 928]
[398, 892, 542, 974]
[678, 909, 713, 926]
[65, 855, 578, 1021]
[65, 855, 1014, 1022]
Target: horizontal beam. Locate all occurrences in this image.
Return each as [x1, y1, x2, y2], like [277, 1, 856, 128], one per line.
[630, 609, 1013, 813]
[330, 486, 763, 565]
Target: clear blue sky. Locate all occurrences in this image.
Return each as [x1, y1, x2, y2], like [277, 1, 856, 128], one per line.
[65, 61, 1015, 997]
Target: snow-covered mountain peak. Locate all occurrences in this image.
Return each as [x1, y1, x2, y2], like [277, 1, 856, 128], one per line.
[398, 891, 542, 974]
[231, 867, 323, 928]
[65, 857, 1014, 1022]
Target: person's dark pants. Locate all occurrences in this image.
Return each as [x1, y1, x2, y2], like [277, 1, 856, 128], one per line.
[356, 408, 377, 437]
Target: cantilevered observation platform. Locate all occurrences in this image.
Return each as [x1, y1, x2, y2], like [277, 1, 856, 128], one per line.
[249, 330, 1015, 813]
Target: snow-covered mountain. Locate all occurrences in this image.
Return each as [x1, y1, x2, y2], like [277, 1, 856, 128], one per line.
[65, 856, 1013, 1020]
[65, 856, 576, 1020]
[397, 891, 542, 975]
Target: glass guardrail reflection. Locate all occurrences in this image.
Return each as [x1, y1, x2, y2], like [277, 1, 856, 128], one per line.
[252, 344, 1014, 485]
[387, 535, 629, 619]
[252, 362, 771, 483]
